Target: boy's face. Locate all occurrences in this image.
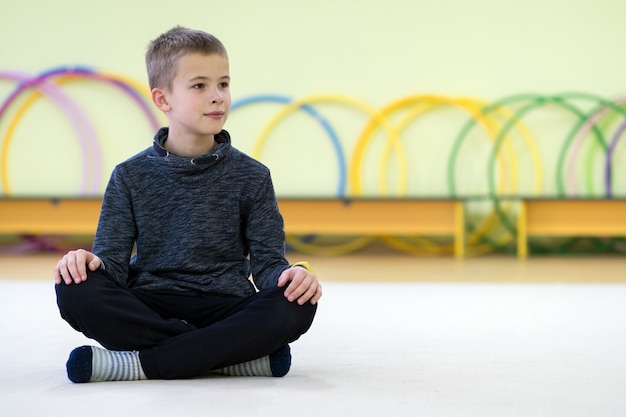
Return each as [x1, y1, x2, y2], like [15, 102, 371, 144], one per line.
[155, 53, 231, 140]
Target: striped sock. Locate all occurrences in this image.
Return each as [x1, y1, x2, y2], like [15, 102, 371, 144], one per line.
[66, 345, 147, 383]
[218, 345, 291, 377]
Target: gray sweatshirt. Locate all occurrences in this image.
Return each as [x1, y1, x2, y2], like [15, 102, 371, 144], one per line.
[92, 127, 290, 297]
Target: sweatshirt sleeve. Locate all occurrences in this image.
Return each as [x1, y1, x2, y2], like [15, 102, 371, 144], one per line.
[92, 166, 137, 285]
[245, 175, 290, 290]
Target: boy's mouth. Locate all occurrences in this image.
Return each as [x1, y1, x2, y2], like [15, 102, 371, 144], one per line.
[206, 111, 225, 119]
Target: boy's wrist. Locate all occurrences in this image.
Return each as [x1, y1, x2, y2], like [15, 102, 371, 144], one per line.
[291, 261, 315, 274]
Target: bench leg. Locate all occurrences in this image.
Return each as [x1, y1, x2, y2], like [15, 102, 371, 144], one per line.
[454, 201, 465, 259]
[517, 201, 528, 260]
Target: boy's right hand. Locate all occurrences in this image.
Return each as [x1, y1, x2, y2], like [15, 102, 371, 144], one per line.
[54, 249, 102, 285]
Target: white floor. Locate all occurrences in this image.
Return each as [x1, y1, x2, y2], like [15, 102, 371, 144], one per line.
[1, 276, 626, 416]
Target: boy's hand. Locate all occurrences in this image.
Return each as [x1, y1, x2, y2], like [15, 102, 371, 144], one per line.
[277, 266, 322, 305]
[54, 249, 101, 285]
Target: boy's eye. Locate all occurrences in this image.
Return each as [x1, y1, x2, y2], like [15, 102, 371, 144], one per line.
[193, 83, 205, 89]
[219, 82, 229, 88]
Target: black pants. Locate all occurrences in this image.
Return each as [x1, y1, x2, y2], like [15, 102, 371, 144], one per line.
[55, 269, 317, 379]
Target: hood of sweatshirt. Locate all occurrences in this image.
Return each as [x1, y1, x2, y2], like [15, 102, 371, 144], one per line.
[149, 127, 232, 174]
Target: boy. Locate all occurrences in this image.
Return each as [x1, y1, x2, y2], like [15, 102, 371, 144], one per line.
[54, 26, 320, 382]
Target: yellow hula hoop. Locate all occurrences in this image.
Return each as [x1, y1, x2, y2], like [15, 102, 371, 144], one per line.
[377, 95, 515, 196]
[1, 88, 49, 194]
[380, 96, 501, 254]
[376, 99, 432, 195]
[371, 96, 467, 253]
[346, 103, 408, 196]
[372, 95, 542, 255]
[355, 94, 508, 254]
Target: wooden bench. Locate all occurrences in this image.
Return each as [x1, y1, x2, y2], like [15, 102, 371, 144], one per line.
[0, 198, 466, 257]
[517, 199, 626, 259]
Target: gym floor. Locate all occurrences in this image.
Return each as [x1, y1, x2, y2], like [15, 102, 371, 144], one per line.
[1, 252, 625, 417]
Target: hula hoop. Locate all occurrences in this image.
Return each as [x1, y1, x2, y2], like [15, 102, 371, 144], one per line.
[484, 94, 604, 239]
[605, 120, 626, 197]
[1, 66, 160, 195]
[565, 97, 626, 195]
[234, 94, 349, 196]
[551, 93, 622, 197]
[446, 94, 545, 253]
[231, 94, 373, 255]
[565, 100, 618, 195]
[0, 70, 97, 194]
[369, 95, 511, 255]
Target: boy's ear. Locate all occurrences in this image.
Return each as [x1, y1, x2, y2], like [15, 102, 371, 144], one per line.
[151, 88, 171, 112]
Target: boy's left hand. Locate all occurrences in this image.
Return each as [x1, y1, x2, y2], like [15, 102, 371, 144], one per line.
[277, 266, 322, 305]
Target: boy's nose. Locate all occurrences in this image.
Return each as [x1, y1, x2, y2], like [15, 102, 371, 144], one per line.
[209, 89, 224, 103]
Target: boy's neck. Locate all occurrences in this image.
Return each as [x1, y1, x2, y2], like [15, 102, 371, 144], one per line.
[164, 132, 217, 158]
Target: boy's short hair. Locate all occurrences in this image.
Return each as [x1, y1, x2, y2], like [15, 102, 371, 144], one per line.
[146, 26, 228, 91]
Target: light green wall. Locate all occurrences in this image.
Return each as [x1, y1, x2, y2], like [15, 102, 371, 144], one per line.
[1, 0, 625, 197]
